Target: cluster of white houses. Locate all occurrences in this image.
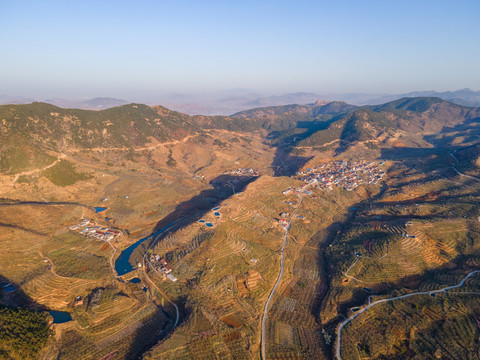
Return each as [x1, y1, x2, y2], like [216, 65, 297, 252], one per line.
[69, 219, 122, 241]
[296, 161, 385, 190]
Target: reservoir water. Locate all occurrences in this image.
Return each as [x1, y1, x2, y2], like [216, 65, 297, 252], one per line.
[94, 207, 107, 213]
[114, 221, 176, 276]
[49, 311, 72, 324]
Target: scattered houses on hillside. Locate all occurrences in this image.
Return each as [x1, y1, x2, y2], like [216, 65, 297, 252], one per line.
[224, 168, 259, 177]
[148, 254, 177, 282]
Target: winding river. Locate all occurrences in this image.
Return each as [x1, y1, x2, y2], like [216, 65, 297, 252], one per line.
[114, 221, 176, 276]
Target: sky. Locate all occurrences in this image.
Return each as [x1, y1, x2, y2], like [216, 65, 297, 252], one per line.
[1, 0, 479, 100]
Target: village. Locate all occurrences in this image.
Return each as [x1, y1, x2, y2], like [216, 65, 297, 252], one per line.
[69, 219, 123, 242]
[296, 161, 386, 191]
[148, 253, 178, 282]
[223, 168, 259, 177]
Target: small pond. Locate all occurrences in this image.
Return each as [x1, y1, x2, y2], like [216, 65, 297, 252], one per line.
[49, 311, 72, 324]
[3, 284, 16, 293]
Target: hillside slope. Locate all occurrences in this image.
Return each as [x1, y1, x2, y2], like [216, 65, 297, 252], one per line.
[0, 102, 265, 174]
[297, 97, 480, 155]
[232, 100, 357, 131]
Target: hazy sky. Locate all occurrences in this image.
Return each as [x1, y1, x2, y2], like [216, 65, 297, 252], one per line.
[1, 0, 479, 99]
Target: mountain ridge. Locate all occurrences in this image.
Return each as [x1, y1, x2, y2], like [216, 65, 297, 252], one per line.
[2, 96, 480, 174]
[297, 97, 480, 156]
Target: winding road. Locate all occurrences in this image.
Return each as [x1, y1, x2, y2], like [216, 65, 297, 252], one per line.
[450, 150, 480, 181]
[335, 270, 480, 360]
[66, 135, 195, 154]
[261, 189, 304, 360]
[452, 164, 480, 181]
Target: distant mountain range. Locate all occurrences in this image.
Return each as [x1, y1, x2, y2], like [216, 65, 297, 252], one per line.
[45, 97, 130, 110]
[162, 88, 480, 115]
[0, 96, 129, 110]
[159, 91, 324, 115]
[1, 89, 479, 115]
[353, 88, 480, 107]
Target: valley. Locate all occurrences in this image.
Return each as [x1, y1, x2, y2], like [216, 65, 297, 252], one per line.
[2, 97, 480, 359]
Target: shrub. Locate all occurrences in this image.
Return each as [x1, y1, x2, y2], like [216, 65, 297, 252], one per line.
[42, 160, 92, 186]
[166, 149, 177, 167]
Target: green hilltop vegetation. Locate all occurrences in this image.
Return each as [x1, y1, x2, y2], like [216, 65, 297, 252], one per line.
[232, 100, 357, 131]
[0, 102, 189, 150]
[0, 101, 271, 153]
[369, 96, 445, 113]
[0, 102, 267, 174]
[333, 109, 398, 146]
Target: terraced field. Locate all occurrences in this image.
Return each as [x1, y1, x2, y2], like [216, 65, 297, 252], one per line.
[22, 271, 97, 309]
[0, 196, 175, 359]
[339, 283, 480, 359]
[143, 175, 368, 359]
[324, 151, 480, 359]
[0, 226, 48, 283]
